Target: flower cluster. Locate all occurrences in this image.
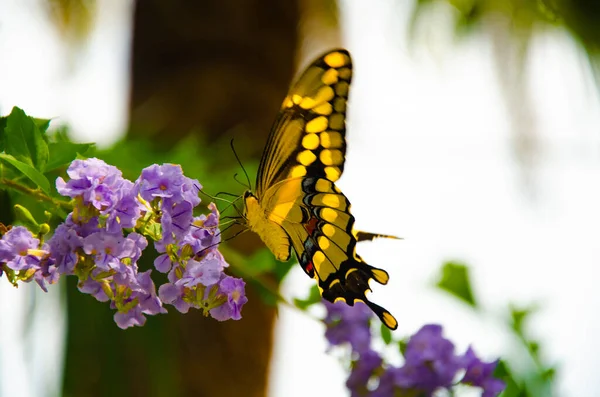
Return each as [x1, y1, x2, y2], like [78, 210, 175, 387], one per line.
[323, 301, 505, 397]
[0, 158, 247, 328]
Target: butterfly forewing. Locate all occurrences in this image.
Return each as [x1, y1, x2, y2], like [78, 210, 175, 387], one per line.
[255, 50, 351, 197]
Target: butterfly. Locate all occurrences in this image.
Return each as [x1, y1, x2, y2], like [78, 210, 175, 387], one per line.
[243, 49, 398, 330]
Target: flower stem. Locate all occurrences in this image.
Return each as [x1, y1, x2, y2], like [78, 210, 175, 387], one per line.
[0, 178, 72, 210]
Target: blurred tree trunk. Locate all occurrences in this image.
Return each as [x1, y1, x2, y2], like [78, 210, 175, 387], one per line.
[63, 1, 300, 397]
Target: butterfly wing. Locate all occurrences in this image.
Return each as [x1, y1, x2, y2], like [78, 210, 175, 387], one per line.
[250, 49, 397, 330]
[255, 49, 351, 197]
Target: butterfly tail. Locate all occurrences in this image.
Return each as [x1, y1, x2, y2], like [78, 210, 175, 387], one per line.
[354, 230, 401, 242]
[365, 300, 398, 330]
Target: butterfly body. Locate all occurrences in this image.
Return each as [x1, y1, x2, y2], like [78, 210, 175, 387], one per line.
[244, 191, 291, 261]
[244, 49, 398, 330]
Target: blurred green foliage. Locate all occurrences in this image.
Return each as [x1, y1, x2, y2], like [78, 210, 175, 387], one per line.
[413, 0, 600, 80]
[435, 261, 556, 396]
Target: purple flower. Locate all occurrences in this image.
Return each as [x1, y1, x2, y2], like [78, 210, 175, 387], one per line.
[209, 276, 248, 321]
[176, 251, 225, 288]
[56, 158, 127, 213]
[0, 226, 44, 271]
[106, 180, 143, 233]
[461, 347, 505, 397]
[114, 306, 147, 329]
[393, 324, 462, 393]
[46, 223, 82, 274]
[64, 214, 100, 238]
[82, 232, 127, 272]
[184, 203, 221, 254]
[180, 175, 201, 208]
[324, 300, 372, 353]
[161, 200, 193, 241]
[34, 257, 60, 292]
[116, 232, 147, 265]
[112, 269, 166, 329]
[158, 282, 190, 313]
[371, 366, 397, 397]
[136, 164, 186, 203]
[346, 349, 383, 397]
[78, 278, 110, 302]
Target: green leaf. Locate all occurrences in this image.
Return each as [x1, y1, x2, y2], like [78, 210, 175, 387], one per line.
[380, 323, 392, 344]
[4, 107, 49, 171]
[398, 338, 408, 357]
[494, 360, 525, 397]
[510, 305, 535, 335]
[45, 142, 93, 172]
[436, 261, 477, 307]
[33, 118, 52, 133]
[293, 284, 321, 310]
[0, 153, 51, 193]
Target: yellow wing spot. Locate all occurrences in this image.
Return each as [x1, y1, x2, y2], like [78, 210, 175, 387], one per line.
[302, 134, 320, 150]
[283, 97, 294, 108]
[329, 279, 341, 288]
[324, 52, 349, 68]
[322, 223, 336, 237]
[345, 268, 358, 278]
[333, 97, 346, 112]
[335, 81, 349, 96]
[292, 94, 303, 105]
[320, 149, 343, 166]
[306, 116, 329, 133]
[315, 178, 331, 192]
[383, 312, 398, 330]
[338, 67, 352, 80]
[334, 297, 347, 304]
[297, 150, 317, 166]
[313, 251, 325, 266]
[315, 86, 335, 105]
[318, 236, 330, 250]
[325, 166, 341, 181]
[290, 165, 307, 178]
[321, 210, 338, 225]
[321, 68, 339, 85]
[329, 113, 345, 130]
[372, 268, 389, 284]
[299, 97, 315, 109]
[321, 193, 340, 208]
[313, 102, 333, 115]
[320, 131, 343, 149]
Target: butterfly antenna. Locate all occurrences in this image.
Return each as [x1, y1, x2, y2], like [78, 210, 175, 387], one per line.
[230, 138, 252, 191]
[200, 189, 234, 204]
[215, 191, 241, 199]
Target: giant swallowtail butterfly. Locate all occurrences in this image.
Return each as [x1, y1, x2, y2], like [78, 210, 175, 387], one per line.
[244, 49, 398, 330]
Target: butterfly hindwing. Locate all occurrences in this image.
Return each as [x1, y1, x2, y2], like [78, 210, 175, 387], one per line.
[245, 49, 398, 330]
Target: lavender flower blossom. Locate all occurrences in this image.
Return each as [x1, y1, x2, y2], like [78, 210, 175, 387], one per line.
[0, 226, 44, 271]
[3, 157, 246, 328]
[461, 347, 505, 397]
[209, 276, 248, 321]
[324, 300, 372, 354]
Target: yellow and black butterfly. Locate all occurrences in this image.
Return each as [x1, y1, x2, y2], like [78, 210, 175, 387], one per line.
[244, 49, 398, 330]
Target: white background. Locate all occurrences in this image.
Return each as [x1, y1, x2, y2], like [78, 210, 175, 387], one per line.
[1, 1, 600, 396]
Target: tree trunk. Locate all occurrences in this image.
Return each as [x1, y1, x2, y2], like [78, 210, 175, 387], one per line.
[63, 1, 300, 396]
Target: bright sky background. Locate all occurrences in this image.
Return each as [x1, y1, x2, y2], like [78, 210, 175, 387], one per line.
[2, 1, 600, 396]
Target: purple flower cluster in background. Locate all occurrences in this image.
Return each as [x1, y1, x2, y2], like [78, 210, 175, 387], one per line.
[323, 301, 505, 397]
[0, 158, 247, 329]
